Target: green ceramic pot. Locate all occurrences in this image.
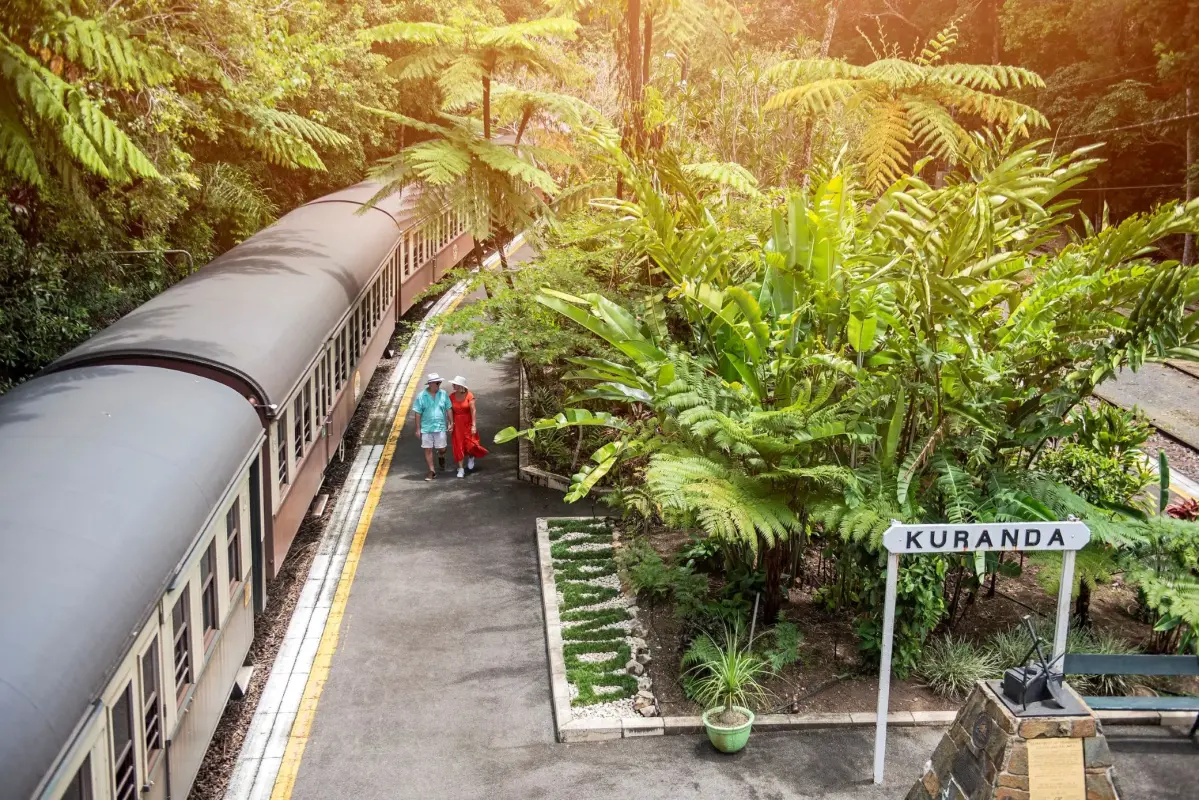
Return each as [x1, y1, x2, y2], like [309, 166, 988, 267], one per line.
[702, 706, 755, 753]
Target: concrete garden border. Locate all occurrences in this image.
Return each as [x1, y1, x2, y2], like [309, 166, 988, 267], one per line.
[535, 517, 1188, 744]
[516, 365, 614, 496]
[518, 366, 574, 492]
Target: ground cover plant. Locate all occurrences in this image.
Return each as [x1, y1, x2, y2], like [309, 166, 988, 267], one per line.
[546, 517, 645, 710]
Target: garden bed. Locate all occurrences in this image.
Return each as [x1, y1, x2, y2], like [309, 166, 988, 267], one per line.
[630, 525, 1195, 720]
[538, 517, 660, 741]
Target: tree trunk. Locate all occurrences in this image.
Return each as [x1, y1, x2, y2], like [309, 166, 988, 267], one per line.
[799, 0, 841, 188]
[514, 107, 533, 148]
[482, 75, 492, 141]
[991, 0, 1001, 64]
[762, 541, 786, 622]
[642, 12, 653, 88]
[1075, 578, 1091, 628]
[625, 0, 644, 154]
[1185, 87, 1195, 266]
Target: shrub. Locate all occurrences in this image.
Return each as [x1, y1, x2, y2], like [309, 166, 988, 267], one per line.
[759, 619, 803, 673]
[917, 636, 1000, 699]
[857, 554, 949, 677]
[1038, 442, 1152, 506]
[1074, 404, 1152, 460]
[616, 537, 674, 600]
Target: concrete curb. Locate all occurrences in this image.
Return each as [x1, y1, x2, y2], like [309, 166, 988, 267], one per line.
[535, 518, 965, 743]
[535, 520, 1193, 744]
[517, 363, 613, 495]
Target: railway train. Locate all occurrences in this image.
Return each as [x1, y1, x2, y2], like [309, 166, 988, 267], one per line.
[0, 183, 474, 800]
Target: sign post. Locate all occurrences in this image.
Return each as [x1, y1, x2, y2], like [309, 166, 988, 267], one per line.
[871, 520, 1090, 784]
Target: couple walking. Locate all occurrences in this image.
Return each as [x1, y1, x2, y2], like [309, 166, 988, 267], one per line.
[413, 372, 488, 481]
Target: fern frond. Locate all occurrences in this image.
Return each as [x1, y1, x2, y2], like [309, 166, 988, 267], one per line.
[861, 98, 912, 193]
[362, 21, 464, 46]
[681, 161, 761, 196]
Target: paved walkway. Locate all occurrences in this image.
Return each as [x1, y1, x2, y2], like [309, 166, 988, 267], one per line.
[1097, 362, 1199, 450]
[280, 290, 1199, 800]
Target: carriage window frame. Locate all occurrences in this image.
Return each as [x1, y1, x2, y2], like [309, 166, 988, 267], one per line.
[171, 589, 192, 706]
[110, 682, 136, 800]
[61, 756, 93, 800]
[227, 502, 242, 593]
[276, 411, 289, 488]
[200, 541, 219, 650]
[140, 637, 163, 771]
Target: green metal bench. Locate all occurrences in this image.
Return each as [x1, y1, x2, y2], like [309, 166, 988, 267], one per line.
[1064, 653, 1199, 737]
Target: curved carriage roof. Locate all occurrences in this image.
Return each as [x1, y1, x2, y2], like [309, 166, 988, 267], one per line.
[0, 366, 263, 800]
[48, 182, 410, 408]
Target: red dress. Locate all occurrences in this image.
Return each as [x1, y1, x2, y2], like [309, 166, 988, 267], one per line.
[451, 390, 488, 463]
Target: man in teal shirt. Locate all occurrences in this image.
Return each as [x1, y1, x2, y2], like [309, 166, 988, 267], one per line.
[414, 372, 453, 480]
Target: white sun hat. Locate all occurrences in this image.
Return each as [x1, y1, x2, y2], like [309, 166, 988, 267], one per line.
[451, 375, 468, 389]
[426, 372, 443, 384]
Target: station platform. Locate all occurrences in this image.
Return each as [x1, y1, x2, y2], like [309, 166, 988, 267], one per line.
[232, 269, 1199, 800]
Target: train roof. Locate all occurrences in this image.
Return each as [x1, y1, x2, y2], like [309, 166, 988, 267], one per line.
[0, 366, 263, 799]
[48, 182, 411, 408]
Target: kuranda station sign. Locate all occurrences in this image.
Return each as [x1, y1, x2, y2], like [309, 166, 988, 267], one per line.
[882, 521, 1091, 554]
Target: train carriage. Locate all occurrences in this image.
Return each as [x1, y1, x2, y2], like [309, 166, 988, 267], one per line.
[0, 183, 475, 800]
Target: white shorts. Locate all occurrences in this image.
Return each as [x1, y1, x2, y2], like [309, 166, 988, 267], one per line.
[421, 431, 447, 449]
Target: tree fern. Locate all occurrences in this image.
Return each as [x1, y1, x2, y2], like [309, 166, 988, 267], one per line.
[1, 37, 161, 186]
[765, 37, 1049, 192]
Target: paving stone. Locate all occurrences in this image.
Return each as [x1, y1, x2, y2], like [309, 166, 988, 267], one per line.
[622, 717, 664, 737]
[661, 716, 704, 735]
[1083, 735, 1113, 769]
[560, 718, 622, 743]
[1085, 769, 1119, 800]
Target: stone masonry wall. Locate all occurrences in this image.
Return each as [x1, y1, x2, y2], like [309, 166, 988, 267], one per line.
[905, 681, 1121, 800]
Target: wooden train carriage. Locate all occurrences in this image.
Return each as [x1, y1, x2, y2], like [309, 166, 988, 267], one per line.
[0, 366, 264, 800]
[47, 183, 475, 608]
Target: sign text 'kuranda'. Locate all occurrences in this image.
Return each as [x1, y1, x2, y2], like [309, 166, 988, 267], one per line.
[882, 521, 1090, 554]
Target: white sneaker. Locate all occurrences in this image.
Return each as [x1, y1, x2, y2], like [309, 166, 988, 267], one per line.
[457, 467, 465, 478]
[467, 456, 476, 470]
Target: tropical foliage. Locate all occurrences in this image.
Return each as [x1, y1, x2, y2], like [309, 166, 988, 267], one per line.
[498, 129, 1199, 664]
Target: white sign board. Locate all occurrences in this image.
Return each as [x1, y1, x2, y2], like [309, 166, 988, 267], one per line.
[883, 522, 1091, 554]
[872, 519, 1090, 785]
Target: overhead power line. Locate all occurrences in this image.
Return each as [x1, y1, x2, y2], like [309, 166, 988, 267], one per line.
[1014, 64, 1158, 96]
[1067, 183, 1183, 192]
[1055, 111, 1199, 141]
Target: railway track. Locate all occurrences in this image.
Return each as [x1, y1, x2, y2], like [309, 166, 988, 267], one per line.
[1095, 360, 1199, 500]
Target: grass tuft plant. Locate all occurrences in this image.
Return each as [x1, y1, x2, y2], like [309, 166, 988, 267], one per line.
[682, 626, 771, 724]
[917, 636, 1000, 699]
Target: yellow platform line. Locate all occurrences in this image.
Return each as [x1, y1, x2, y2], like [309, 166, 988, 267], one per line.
[271, 296, 465, 800]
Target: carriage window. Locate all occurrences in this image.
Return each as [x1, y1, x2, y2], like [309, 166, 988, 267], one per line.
[141, 638, 163, 766]
[276, 413, 288, 487]
[227, 503, 242, 591]
[111, 683, 136, 800]
[200, 542, 218, 646]
[334, 333, 345, 389]
[292, 396, 303, 458]
[61, 757, 92, 800]
[323, 356, 333, 414]
[340, 329, 350, 382]
[315, 365, 325, 425]
[172, 590, 192, 704]
[303, 381, 313, 443]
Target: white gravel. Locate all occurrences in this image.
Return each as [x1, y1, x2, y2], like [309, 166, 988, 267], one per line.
[549, 520, 656, 718]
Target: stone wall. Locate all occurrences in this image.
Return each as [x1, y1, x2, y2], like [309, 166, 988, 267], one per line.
[906, 681, 1121, 800]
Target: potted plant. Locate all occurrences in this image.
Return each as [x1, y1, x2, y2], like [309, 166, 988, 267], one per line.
[683, 626, 770, 753]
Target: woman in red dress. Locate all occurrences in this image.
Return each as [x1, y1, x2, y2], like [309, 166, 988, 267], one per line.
[449, 376, 488, 478]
